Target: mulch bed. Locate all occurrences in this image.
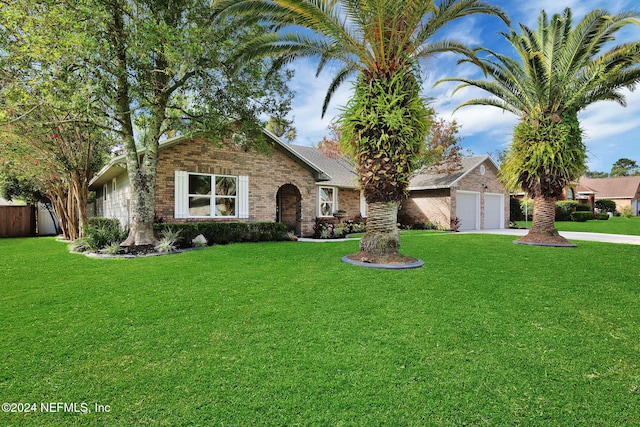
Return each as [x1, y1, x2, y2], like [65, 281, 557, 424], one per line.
[346, 250, 421, 265]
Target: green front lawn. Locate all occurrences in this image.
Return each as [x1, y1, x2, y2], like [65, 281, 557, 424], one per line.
[517, 215, 640, 235]
[1, 235, 639, 426]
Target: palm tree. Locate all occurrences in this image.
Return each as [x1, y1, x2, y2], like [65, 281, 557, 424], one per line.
[439, 8, 640, 245]
[215, 0, 508, 260]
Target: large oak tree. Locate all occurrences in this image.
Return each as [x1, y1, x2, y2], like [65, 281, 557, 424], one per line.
[2, 0, 293, 245]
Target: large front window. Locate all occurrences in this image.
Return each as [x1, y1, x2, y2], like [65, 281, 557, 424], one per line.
[188, 173, 237, 217]
[319, 186, 337, 217]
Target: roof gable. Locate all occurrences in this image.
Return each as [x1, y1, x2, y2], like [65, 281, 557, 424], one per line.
[89, 130, 329, 188]
[409, 155, 499, 190]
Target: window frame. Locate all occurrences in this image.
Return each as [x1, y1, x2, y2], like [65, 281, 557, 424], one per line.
[318, 186, 338, 217]
[186, 172, 238, 219]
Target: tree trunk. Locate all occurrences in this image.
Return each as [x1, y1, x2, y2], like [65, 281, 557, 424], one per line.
[121, 170, 157, 246]
[71, 174, 89, 238]
[518, 195, 573, 245]
[359, 201, 401, 256]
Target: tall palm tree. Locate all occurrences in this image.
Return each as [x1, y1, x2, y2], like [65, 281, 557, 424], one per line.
[439, 8, 640, 246]
[215, 0, 508, 259]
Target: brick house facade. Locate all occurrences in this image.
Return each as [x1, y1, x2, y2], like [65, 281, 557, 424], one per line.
[90, 134, 508, 236]
[90, 131, 361, 237]
[400, 156, 508, 230]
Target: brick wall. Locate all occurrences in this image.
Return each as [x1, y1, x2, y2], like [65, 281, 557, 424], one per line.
[337, 188, 362, 221]
[455, 160, 509, 228]
[400, 189, 451, 227]
[155, 137, 319, 236]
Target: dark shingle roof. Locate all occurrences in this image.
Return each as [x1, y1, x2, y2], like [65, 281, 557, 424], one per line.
[409, 155, 497, 190]
[287, 144, 358, 187]
[288, 146, 498, 191]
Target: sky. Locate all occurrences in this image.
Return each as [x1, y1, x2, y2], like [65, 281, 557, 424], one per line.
[282, 0, 640, 174]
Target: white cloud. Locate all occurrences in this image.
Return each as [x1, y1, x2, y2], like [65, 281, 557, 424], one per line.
[285, 1, 640, 169]
[287, 60, 353, 147]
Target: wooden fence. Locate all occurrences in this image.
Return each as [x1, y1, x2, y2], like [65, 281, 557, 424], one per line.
[0, 206, 37, 238]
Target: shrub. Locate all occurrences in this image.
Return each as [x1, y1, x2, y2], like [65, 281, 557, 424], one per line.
[79, 217, 128, 252]
[155, 227, 181, 253]
[154, 222, 288, 247]
[411, 221, 437, 230]
[556, 200, 579, 221]
[510, 197, 524, 221]
[594, 213, 610, 220]
[103, 242, 122, 255]
[621, 205, 634, 219]
[520, 198, 533, 220]
[450, 216, 461, 232]
[313, 218, 366, 238]
[595, 199, 617, 213]
[570, 211, 593, 222]
[87, 216, 121, 231]
[575, 204, 592, 212]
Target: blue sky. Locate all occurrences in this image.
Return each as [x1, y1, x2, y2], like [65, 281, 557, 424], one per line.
[283, 0, 640, 173]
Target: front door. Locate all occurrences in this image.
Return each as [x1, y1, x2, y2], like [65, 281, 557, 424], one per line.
[276, 184, 302, 235]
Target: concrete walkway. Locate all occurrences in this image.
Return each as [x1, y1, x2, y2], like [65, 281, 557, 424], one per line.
[459, 228, 640, 245]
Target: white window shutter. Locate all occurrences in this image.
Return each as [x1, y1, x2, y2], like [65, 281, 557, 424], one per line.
[360, 192, 368, 218]
[238, 175, 249, 219]
[174, 171, 188, 219]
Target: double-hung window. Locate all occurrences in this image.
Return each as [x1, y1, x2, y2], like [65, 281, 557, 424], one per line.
[176, 171, 248, 219]
[319, 186, 337, 217]
[187, 173, 237, 217]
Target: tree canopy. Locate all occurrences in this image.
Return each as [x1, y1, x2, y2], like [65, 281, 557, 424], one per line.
[439, 8, 640, 245]
[1, 0, 294, 245]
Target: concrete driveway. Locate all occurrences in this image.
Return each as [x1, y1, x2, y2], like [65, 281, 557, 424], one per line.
[460, 228, 640, 245]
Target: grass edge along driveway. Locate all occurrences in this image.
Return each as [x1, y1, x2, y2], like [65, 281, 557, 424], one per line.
[1, 233, 639, 426]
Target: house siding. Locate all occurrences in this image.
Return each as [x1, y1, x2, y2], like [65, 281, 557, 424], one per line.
[154, 138, 319, 236]
[95, 173, 130, 228]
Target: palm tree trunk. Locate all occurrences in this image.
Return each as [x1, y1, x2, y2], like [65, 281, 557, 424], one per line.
[518, 195, 573, 245]
[360, 201, 400, 256]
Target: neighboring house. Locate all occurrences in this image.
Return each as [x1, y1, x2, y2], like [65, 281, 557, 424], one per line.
[89, 131, 508, 236]
[401, 156, 508, 231]
[579, 176, 640, 215]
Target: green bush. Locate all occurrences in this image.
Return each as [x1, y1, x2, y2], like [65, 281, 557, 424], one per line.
[594, 213, 610, 220]
[510, 197, 523, 221]
[73, 217, 128, 252]
[570, 211, 593, 222]
[575, 204, 592, 212]
[556, 200, 579, 221]
[620, 205, 634, 219]
[520, 198, 533, 220]
[154, 222, 288, 247]
[595, 199, 616, 213]
[411, 221, 437, 231]
[87, 216, 121, 231]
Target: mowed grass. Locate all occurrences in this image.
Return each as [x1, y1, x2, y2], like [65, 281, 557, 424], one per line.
[1, 234, 639, 426]
[517, 215, 640, 235]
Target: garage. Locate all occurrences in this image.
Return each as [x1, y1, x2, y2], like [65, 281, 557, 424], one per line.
[456, 191, 480, 231]
[484, 193, 504, 229]
[401, 155, 509, 230]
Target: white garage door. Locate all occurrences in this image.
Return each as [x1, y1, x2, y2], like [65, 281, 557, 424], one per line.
[484, 193, 504, 229]
[457, 191, 480, 231]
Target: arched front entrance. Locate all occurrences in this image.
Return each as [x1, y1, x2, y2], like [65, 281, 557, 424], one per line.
[276, 184, 302, 236]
